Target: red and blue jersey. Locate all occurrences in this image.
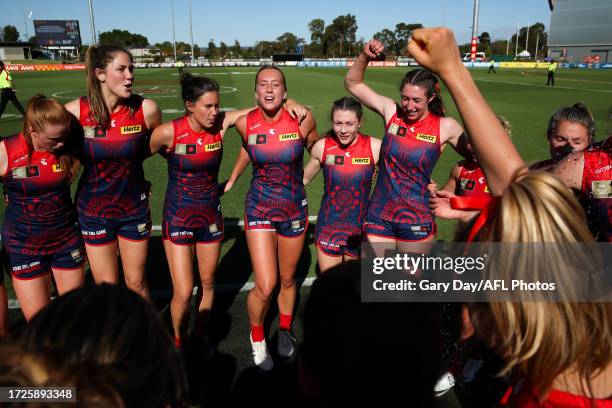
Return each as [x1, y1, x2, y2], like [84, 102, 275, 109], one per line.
[244, 107, 307, 221]
[76, 96, 150, 220]
[581, 138, 612, 242]
[367, 110, 442, 225]
[456, 160, 490, 198]
[316, 133, 375, 247]
[163, 115, 223, 227]
[1, 133, 81, 255]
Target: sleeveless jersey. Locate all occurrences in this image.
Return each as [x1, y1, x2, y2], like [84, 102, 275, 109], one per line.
[368, 110, 442, 224]
[316, 134, 375, 246]
[76, 96, 150, 220]
[456, 160, 490, 198]
[244, 107, 307, 221]
[581, 138, 612, 242]
[1, 133, 80, 255]
[163, 115, 223, 227]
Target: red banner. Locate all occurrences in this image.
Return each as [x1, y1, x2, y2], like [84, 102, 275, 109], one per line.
[6, 64, 85, 72]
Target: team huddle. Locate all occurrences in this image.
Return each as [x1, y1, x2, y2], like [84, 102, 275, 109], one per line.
[0, 27, 610, 407]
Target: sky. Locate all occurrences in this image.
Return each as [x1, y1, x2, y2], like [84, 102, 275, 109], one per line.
[1, 0, 552, 47]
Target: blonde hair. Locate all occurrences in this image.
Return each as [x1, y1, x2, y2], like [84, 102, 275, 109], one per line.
[472, 172, 612, 397]
[85, 44, 133, 128]
[22, 94, 80, 183]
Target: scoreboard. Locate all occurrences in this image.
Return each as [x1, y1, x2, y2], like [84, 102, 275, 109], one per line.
[33, 20, 82, 47]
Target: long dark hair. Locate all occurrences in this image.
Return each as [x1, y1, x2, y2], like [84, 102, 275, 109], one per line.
[399, 69, 445, 117]
[180, 72, 219, 113]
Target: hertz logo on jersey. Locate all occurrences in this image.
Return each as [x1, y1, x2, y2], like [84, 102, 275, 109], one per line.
[205, 141, 222, 152]
[120, 125, 142, 134]
[352, 157, 371, 165]
[52, 164, 64, 173]
[416, 133, 437, 143]
[279, 133, 299, 142]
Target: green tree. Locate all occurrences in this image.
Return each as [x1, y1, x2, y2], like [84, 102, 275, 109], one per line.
[394, 23, 422, 55]
[2, 25, 20, 42]
[329, 14, 357, 57]
[219, 42, 228, 58]
[373, 29, 396, 55]
[99, 29, 148, 47]
[511, 22, 547, 57]
[308, 18, 325, 44]
[207, 39, 217, 59]
[478, 31, 491, 47]
[231, 40, 241, 57]
[275, 32, 299, 53]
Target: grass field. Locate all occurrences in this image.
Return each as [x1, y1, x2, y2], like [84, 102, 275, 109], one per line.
[0, 66, 610, 398]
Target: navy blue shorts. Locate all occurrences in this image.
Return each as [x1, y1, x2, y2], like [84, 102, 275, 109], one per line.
[7, 244, 85, 280]
[244, 214, 307, 238]
[364, 212, 435, 242]
[162, 218, 224, 245]
[79, 211, 151, 245]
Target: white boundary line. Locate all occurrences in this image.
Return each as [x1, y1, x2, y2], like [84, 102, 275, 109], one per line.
[474, 77, 612, 93]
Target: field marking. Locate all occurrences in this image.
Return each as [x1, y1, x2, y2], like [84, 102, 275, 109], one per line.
[150, 85, 160, 90]
[51, 89, 81, 99]
[0, 114, 22, 118]
[520, 70, 612, 85]
[475, 77, 612, 93]
[51, 85, 237, 100]
[171, 71, 257, 76]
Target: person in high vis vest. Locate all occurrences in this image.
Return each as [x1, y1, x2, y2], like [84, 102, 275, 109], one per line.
[0, 61, 26, 119]
[547, 59, 558, 86]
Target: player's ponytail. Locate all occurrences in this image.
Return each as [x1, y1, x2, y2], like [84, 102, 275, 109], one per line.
[85, 45, 133, 127]
[22, 94, 81, 183]
[400, 69, 446, 117]
[180, 72, 219, 112]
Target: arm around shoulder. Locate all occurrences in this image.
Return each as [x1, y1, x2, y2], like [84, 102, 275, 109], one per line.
[65, 98, 80, 119]
[301, 111, 320, 151]
[303, 138, 324, 185]
[143, 99, 162, 131]
[149, 121, 174, 155]
[370, 137, 382, 164]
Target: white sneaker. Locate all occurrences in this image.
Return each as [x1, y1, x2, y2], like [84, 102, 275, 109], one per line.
[434, 372, 455, 397]
[250, 335, 273, 371]
[277, 330, 296, 358]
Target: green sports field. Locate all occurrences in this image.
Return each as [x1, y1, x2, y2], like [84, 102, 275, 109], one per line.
[1, 66, 610, 241]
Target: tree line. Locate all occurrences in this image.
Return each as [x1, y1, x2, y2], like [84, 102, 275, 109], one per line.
[1, 19, 549, 61]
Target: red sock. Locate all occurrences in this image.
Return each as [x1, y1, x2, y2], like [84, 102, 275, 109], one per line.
[174, 336, 181, 348]
[251, 325, 265, 342]
[279, 313, 293, 331]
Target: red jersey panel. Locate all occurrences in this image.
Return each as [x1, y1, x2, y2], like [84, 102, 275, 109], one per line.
[501, 381, 612, 408]
[367, 110, 442, 224]
[163, 115, 223, 227]
[244, 107, 307, 221]
[316, 133, 375, 248]
[1, 133, 81, 255]
[581, 138, 612, 242]
[456, 160, 491, 198]
[76, 96, 150, 220]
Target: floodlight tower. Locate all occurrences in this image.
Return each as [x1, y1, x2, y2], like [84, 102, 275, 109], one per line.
[170, 0, 177, 62]
[189, 0, 194, 62]
[470, 0, 480, 62]
[88, 0, 97, 44]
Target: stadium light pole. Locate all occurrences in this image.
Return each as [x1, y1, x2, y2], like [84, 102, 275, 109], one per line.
[170, 0, 177, 62]
[189, 0, 194, 62]
[515, 22, 520, 58]
[525, 21, 530, 58]
[470, 0, 480, 62]
[88, 0, 97, 44]
[535, 33, 540, 60]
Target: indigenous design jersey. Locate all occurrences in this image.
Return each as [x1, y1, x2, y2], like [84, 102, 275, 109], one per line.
[456, 160, 490, 198]
[244, 107, 307, 221]
[581, 138, 612, 242]
[164, 115, 223, 227]
[76, 96, 150, 220]
[1, 133, 81, 255]
[367, 110, 442, 224]
[316, 134, 375, 248]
